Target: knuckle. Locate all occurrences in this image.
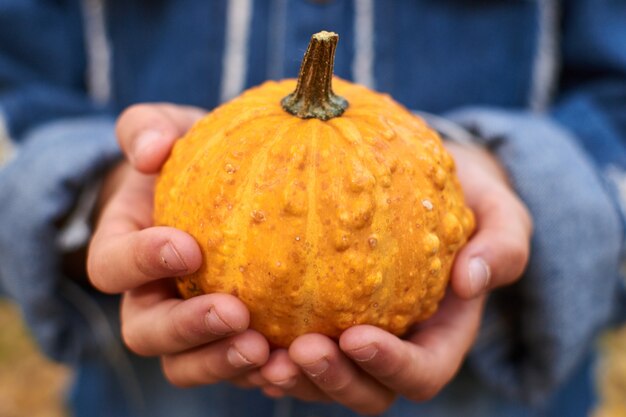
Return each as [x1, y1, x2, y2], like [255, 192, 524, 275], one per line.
[161, 357, 191, 388]
[168, 310, 201, 348]
[480, 188, 507, 214]
[116, 104, 167, 148]
[519, 202, 533, 234]
[380, 393, 397, 411]
[118, 103, 152, 125]
[358, 396, 395, 416]
[405, 358, 459, 403]
[116, 105, 144, 137]
[132, 232, 177, 280]
[415, 385, 442, 402]
[408, 382, 442, 403]
[86, 250, 114, 294]
[85, 252, 101, 288]
[399, 351, 443, 402]
[199, 356, 221, 384]
[378, 357, 406, 380]
[133, 238, 157, 279]
[230, 377, 254, 389]
[513, 241, 530, 267]
[503, 236, 530, 280]
[324, 373, 354, 395]
[121, 322, 148, 356]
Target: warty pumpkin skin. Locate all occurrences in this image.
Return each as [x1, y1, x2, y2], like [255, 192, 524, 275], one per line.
[154, 32, 474, 347]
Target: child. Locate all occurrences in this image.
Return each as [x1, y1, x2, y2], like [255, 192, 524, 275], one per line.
[1, 1, 624, 415]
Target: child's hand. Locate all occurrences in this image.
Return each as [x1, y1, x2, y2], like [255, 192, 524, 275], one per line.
[88, 104, 270, 388]
[252, 293, 484, 415]
[89, 104, 531, 414]
[250, 142, 532, 414]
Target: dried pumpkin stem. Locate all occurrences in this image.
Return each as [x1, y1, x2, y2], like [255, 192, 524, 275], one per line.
[281, 31, 348, 120]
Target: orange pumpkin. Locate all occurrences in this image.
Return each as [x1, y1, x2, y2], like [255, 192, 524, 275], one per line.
[154, 31, 474, 347]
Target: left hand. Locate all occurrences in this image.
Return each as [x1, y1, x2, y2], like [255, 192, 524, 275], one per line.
[250, 142, 532, 415]
[88, 104, 272, 389]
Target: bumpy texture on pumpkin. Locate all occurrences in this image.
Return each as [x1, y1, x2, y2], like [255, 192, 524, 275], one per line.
[154, 78, 474, 347]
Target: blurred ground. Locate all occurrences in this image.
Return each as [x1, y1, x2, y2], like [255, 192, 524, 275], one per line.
[0, 136, 72, 417]
[1, 295, 626, 417]
[0, 298, 72, 417]
[593, 326, 626, 417]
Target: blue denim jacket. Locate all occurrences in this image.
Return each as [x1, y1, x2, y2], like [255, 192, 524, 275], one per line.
[0, 0, 625, 414]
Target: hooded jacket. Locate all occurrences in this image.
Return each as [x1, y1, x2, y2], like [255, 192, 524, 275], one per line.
[0, 0, 624, 411]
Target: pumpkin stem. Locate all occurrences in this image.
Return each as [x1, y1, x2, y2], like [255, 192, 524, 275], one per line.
[281, 31, 348, 120]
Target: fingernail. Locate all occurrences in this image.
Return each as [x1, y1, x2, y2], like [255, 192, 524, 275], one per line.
[227, 345, 253, 368]
[347, 344, 378, 362]
[272, 377, 297, 389]
[468, 257, 491, 296]
[301, 358, 329, 377]
[159, 242, 188, 273]
[205, 307, 234, 335]
[134, 129, 162, 161]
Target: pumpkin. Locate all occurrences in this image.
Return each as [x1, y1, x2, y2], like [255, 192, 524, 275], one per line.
[154, 31, 474, 347]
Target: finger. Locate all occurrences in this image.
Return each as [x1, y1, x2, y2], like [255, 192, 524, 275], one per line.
[121, 289, 249, 356]
[229, 369, 266, 389]
[244, 369, 268, 387]
[260, 349, 299, 388]
[444, 143, 532, 298]
[289, 334, 396, 416]
[452, 186, 532, 299]
[262, 386, 288, 399]
[88, 225, 201, 293]
[259, 349, 329, 402]
[116, 103, 206, 173]
[340, 294, 484, 402]
[88, 172, 202, 293]
[161, 330, 270, 388]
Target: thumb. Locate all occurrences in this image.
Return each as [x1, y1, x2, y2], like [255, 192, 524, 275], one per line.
[451, 187, 532, 299]
[116, 103, 206, 173]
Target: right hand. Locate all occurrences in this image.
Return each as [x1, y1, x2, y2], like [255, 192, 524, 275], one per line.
[88, 104, 270, 388]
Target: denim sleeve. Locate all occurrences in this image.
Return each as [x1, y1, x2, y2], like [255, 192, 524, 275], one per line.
[0, 1, 119, 362]
[0, 0, 107, 139]
[446, 109, 623, 403]
[443, 0, 626, 403]
[0, 117, 121, 363]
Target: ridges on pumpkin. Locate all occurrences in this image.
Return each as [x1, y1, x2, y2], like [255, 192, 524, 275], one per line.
[154, 77, 474, 347]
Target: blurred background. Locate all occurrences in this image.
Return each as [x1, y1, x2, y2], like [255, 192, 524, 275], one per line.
[0, 298, 71, 417]
[0, 135, 70, 417]
[1, 2, 625, 409]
